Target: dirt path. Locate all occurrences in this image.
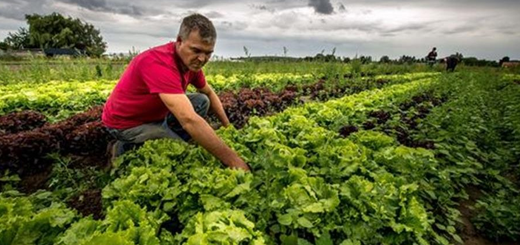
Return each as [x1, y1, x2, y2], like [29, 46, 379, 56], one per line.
[458, 185, 519, 245]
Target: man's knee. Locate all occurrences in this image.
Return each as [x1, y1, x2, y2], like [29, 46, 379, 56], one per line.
[118, 123, 179, 143]
[191, 93, 210, 116]
[134, 126, 175, 142]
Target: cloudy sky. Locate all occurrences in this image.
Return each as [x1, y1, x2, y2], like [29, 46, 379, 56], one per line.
[0, 0, 519, 60]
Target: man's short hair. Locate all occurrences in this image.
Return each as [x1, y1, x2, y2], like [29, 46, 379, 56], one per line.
[178, 13, 216, 43]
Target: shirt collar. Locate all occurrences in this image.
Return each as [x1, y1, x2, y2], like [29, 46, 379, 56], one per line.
[172, 42, 188, 74]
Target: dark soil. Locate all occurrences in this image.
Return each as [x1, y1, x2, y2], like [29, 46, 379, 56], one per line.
[339, 125, 359, 137]
[67, 188, 104, 220]
[368, 110, 391, 124]
[18, 166, 52, 193]
[458, 186, 519, 245]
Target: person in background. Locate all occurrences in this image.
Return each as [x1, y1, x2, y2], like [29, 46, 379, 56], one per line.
[102, 13, 250, 171]
[445, 55, 459, 72]
[427, 47, 437, 67]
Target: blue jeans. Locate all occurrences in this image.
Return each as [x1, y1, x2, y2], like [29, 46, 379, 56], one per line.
[106, 93, 210, 157]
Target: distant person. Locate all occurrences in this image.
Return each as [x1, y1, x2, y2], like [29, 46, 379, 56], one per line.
[445, 55, 459, 72]
[102, 13, 250, 171]
[427, 47, 437, 67]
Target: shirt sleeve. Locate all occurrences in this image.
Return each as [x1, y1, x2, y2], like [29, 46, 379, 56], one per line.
[190, 70, 207, 89]
[139, 58, 184, 94]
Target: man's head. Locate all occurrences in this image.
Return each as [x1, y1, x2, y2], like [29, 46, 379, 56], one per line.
[176, 13, 216, 72]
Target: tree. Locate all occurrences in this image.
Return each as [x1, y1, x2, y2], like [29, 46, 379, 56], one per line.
[499, 56, 510, 66]
[379, 55, 391, 63]
[398, 55, 417, 64]
[3, 27, 31, 49]
[359, 55, 372, 64]
[2, 12, 107, 56]
[0, 42, 8, 50]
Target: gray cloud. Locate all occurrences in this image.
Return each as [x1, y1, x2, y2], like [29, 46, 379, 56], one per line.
[204, 11, 224, 19]
[0, 0, 519, 60]
[57, 0, 151, 16]
[385, 23, 434, 34]
[0, 0, 54, 21]
[59, 0, 108, 11]
[443, 24, 479, 35]
[338, 3, 346, 12]
[167, 0, 238, 9]
[216, 20, 248, 31]
[308, 0, 333, 14]
[250, 4, 275, 13]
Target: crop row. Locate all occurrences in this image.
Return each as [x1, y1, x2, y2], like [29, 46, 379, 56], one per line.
[0, 77, 445, 245]
[0, 72, 438, 122]
[103, 77, 442, 244]
[99, 72, 520, 244]
[0, 73, 433, 181]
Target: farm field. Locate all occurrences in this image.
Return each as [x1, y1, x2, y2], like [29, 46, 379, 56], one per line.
[0, 61, 519, 245]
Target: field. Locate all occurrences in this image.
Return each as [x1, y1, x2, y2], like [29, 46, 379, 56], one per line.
[1, 59, 519, 245]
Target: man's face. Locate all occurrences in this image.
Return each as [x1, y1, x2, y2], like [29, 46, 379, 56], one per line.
[176, 30, 215, 72]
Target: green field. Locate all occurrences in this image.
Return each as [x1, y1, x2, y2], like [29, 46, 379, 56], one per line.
[0, 60, 519, 245]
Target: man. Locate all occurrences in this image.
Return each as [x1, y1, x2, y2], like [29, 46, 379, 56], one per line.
[427, 47, 437, 67]
[102, 13, 250, 171]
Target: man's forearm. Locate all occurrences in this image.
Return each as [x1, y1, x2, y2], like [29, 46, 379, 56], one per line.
[208, 92, 230, 126]
[183, 115, 248, 170]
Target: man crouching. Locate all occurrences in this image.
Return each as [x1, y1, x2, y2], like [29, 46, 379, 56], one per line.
[102, 13, 249, 171]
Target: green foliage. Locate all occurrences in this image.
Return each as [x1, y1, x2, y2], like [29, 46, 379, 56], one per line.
[97, 79, 446, 244]
[473, 189, 520, 241]
[55, 200, 168, 245]
[175, 210, 266, 244]
[0, 191, 77, 245]
[3, 27, 31, 49]
[350, 58, 362, 74]
[1, 64, 519, 244]
[0, 79, 114, 121]
[3, 12, 106, 56]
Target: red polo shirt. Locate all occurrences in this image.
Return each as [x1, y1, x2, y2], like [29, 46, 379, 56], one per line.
[102, 42, 206, 129]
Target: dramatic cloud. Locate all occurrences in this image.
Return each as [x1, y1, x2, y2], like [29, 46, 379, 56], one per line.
[0, 0, 519, 59]
[0, 0, 54, 21]
[308, 0, 333, 14]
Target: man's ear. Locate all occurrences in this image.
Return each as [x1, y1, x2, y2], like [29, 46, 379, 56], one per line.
[176, 36, 182, 43]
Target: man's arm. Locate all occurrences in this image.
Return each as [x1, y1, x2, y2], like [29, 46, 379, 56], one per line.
[197, 84, 230, 127]
[159, 93, 250, 171]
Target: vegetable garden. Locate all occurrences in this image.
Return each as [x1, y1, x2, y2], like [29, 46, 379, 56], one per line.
[0, 61, 519, 245]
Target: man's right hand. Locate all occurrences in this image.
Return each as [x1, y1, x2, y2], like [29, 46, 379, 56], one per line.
[160, 93, 249, 171]
[231, 160, 251, 172]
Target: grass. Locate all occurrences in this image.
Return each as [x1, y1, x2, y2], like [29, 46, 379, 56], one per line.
[0, 56, 446, 85]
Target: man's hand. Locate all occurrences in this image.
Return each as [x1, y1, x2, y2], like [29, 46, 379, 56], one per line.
[159, 93, 248, 171]
[210, 121, 232, 130]
[230, 159, 250, 171]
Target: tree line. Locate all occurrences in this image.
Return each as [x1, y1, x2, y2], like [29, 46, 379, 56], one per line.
[0, 13, 106, 57]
